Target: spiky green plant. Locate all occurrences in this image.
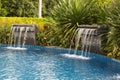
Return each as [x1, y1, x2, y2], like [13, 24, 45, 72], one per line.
[51, 0, 110, 49]
[52, 0, 94, 37]
[52, 0, 112, 37]
[105, 0, 120, 59]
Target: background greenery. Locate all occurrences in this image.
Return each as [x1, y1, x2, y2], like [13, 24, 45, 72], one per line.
[0, 0, 120, 60]
[104, 0, 120, 59]
[0, 17, 68, 47]
[0, 0, 58, 17]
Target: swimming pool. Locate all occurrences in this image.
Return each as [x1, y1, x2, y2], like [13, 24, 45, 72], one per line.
[0, 44, 120, 80]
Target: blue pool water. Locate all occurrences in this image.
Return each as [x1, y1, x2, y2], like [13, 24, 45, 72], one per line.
[0, 44, 120, 80]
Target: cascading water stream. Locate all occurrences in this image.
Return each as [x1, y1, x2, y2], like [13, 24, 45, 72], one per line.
[18, 27, 24, 46]
[5, 24, 38, 50]
[23, 27, 29, 46]
[81, 29, 90, 56]
[9, 27, 16, 46]
[65, 26, 100, 60]
[68, 29, 79, 54]
[7, 24, 37, 49]
[84, 29, 93, 57]
[87, 29, 96, 56]
[14, 27, 19, 47]
[74, 29, 85, 54]
[81, 29, 97, 56]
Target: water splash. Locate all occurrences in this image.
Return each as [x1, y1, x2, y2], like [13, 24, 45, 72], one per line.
[60, 54, 91, 60]
[113, 74, 120, 79]
[116, 75, 120, 79]
[5, 47, 27, 50]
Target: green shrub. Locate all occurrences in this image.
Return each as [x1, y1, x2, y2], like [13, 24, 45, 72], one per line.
[104, 0, 120, 57]
[36, 18, 70, 47]
[0, 17, 67, 47]
[0, 17, 49, 45]
[0, 25, 10, 44]
[108, 51, 120, 60]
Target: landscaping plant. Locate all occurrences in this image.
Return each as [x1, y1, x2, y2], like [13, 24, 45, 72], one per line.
[104, 0, 120, 59]
[51, 0, 111, 49]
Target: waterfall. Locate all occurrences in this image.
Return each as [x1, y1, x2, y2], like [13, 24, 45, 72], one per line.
[9, 27, 16, 46]
[14, 27, 18, 47]
[73, 28, 98, 56]
[23, 27, 29, 46]
[74, 29, 85, 54]
[18, 27, 24, 46]
[8, 24, 37, 48]
[73, 25, 101, 57]
[65, 28, 98, 60]
[68, 28, 81, 54]
[68, 25, 101, 58]
[80, 29, 97, 57]
[62, 25, 107, 59]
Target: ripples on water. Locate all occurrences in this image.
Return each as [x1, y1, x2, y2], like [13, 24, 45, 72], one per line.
[0, 48, 120, 80]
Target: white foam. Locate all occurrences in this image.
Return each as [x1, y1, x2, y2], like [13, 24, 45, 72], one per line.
[60, 54, 91, 60]
[4, 77, 17, 80]
[113, 74, 120, 79]
[116, 76, 120, 79]
[115, 75, 120, 79]
[5, 47, 27, 50]
[112, 59, 120, 63]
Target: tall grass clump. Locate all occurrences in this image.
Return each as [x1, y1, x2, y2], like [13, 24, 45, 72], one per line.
[104, 0, 120, 59]
[52, 0, 93, 37]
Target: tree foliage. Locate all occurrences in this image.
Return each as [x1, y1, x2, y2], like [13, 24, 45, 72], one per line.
[1, 0, 37, 17]
[42, 0, 58, 17]
[0, 0, 7, 16]
[0, 0, 58, 17]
